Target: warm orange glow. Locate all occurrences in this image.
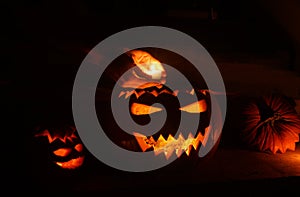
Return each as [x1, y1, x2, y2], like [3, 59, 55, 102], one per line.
[130, 98, 206, 115]
[242, 94, 300, 154]
[128, 50, 166, 80]
[120, 50, 166, 88]
[131, 103, 163, 115]
[34, 129, 77, 143]
[118, 82, 178, 99]
[179, 100, 207, 113]
[74, 143, 83, 152]
[53, 148, 72, 157]
[136, 82, 163, 90]
[34, 127, 85, 169]
[188, 89, 195, 95]
[56, 156, 85, 170]
[133, 126, 211, 159]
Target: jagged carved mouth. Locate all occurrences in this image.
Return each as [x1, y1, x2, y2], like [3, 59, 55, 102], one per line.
[117, 84, 211, 159]
[55, 156, 85, 170]
[133, 126, 212, 160]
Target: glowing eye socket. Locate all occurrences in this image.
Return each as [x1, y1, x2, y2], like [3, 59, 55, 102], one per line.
[53, 148, 72, 157]
[131, 103, 163, 115]
[179, 100, 207, 113]
[131, 100, 207, 115]
[74, 143, 83, 152]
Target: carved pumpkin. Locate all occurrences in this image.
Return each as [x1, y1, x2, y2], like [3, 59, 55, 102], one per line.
[241, 93, 300, 154]
[96, 48, 222, 171]
[129, 84, 209, 159]
[34, 124, 85, 169]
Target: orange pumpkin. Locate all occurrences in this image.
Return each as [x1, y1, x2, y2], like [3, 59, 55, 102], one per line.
[97, 84, 217, 172]
[95, 49, 221, 171]
[34, 124, 85, 169]
[241, 93, 300, 154]
[128, 84, 210, 157]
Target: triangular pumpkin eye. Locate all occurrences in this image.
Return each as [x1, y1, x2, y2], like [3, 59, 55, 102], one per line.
[179, 99, 207, 113]
[53, 148, 72, 157]
[74, 143, 83, 152]
[131, 99, 207, 115]
[131, 103, 163, 115]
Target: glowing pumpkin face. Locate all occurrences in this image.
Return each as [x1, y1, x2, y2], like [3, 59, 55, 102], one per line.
[96, 48, 221, 168]
[128, 84, 211, 160]
[34, 125, 85, 169]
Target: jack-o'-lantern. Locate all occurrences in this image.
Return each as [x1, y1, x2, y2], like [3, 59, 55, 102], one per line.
[129, 84, 209, 158]
[96, 48, 222, 171]
[34, 124, 85, 169]
[240, 93, 300, 154]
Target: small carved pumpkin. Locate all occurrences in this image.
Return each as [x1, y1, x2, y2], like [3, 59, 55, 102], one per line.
[34, 124, 85, 169]
[241, 93, 300, 154]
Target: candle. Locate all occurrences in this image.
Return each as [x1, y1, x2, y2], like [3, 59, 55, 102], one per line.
[151, 70, 161, 80]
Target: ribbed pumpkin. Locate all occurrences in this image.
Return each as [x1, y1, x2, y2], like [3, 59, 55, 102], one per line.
[241, 93, 300, 154]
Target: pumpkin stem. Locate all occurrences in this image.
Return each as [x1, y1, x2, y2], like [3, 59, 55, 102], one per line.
[263, 112, 282, 126]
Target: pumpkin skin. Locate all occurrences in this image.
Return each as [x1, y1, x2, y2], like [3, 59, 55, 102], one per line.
[128, 84, 210, 154]
[131, 86, 221, 172]
[95, 48, 222, 172]
[98, 84, 209, 147]
[34, 124, 85, 169]
[241, 94, 300, 154]
[96, 83, 221, 172]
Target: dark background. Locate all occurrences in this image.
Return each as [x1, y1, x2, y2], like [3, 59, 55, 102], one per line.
[3, 0, 300, 195]
[7, 0, 300, 104]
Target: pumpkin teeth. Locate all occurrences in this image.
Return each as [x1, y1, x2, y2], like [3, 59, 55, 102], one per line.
[118, 89, 178, 99]
[133, 129, 208, 159]
[34, 129, 77, 143]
